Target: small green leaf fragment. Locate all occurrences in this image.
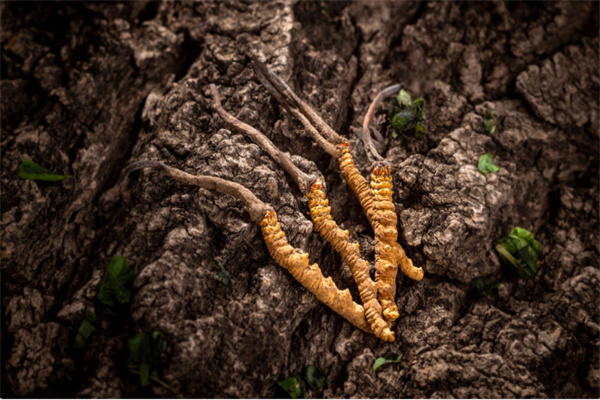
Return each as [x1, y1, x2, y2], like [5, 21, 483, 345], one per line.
[484, 108, 496, 134]
[278, 377, 303, 398]
[78, 318, 97, 338]
[373, 354, 402, 372]
[128, 331, 169, 389]
[139, 362, 150, 387]
[388, 90, 425, 139]
[97, 257, 138, 307]
[216, 261, 232, 287]
[74, 309, 98, 349]
[18, 159, 70, 181]
[74, 334, 86, 349]
[391, 112, 410, 133]
[305, 365, 325, 390]
[412, 97, 425, 118]
[107, 257, 128, 278]
[415, 124, 425, 139]
[484, 119, 496, 134]
[478, 153, 499, 175]
[373, 358, 387, 372]
[128, 333, 151, 365]
[511, 227, 541, 253]
[473, 278, 499, 296]
[398, 89, 412, 106]
[151, 331, 167, 359]
[495, 227, 541, 279]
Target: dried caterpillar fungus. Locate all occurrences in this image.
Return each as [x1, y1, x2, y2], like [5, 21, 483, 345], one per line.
[337, 143, 376, 222]
[370, 165, 424, 281]
[370, 165, 424, 320]
[395, 242, 424, 281]
[251, 58, 424, 330]
[125, 66, 427, 343]
[370, 165, 401, 321]
[259, 208, 372, 333]
[307, 179, 394, 342]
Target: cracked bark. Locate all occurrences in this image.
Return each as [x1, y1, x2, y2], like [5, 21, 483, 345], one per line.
[1, 1, 598, 398]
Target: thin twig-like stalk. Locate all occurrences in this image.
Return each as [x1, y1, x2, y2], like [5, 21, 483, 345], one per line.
[252, 58, 346, 145]
[362, 84, 401, 164]
[121, 160, 268, 223]
[210, 84, 315, 195]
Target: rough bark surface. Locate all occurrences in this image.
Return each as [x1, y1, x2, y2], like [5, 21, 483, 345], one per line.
[2, 1, 599, 398]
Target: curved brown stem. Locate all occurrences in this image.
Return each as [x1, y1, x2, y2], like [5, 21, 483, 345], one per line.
[362, 84, 401, 164]
[252, 57, 346, 145]
[210, 84, 316, 195]
[120, 160, 269, 223]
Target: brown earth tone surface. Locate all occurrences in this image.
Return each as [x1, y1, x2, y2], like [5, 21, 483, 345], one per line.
[1, 1, 599, 398]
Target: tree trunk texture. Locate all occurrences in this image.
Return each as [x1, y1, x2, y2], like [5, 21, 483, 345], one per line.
[2, 1, 599, 398]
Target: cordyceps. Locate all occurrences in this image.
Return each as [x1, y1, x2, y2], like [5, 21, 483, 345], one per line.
[120, 57, 424, 342]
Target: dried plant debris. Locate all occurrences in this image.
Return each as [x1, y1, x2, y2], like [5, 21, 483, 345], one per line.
[496, 227, 541, 279]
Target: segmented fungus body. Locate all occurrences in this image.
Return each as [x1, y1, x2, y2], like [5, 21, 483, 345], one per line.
[260, 208, 372, 333]
[370, 164, 401, 321]
[337, 143, 376, 222]
[123, 58, 425, 342]
[307, 179, 393, 341]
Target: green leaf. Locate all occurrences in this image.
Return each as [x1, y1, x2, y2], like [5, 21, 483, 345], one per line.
[96, 291, 114, 307]
[74, 309, 98, 349]
[151, 331, 167, 359]
[388, 90, 425, 138]
[511, 227, 541, 253]
[397, 89, 412, 106]
[129, 331, 167, 366]
[305, 365, 325, 390]
[216, 261, 232, 287]
[107, 257, 129, 279]
[415, 124, 425, 139]
[484, 108, 496, 134]
[18, 159, 70, 181]
[128, 333, 152, 365]
[78, 318, 97, 338]
[388, 97, 400, 120]
[74, 334, 87, 349]
[278, 377, 303, 399]
[373, 354, 402, 372]
[97, 257, 138, 307]
[139, 362, 150, 387]
[391, 109, 416, 133]
[412, 97, 425, 118]
[128, 332, 169, 390]
[478, 153, 499, 175]
[473, 278, 499, 296]
[495, 227, 540, 279]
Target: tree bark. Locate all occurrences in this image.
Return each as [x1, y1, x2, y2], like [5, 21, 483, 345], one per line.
[2, 1, 598, 398]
